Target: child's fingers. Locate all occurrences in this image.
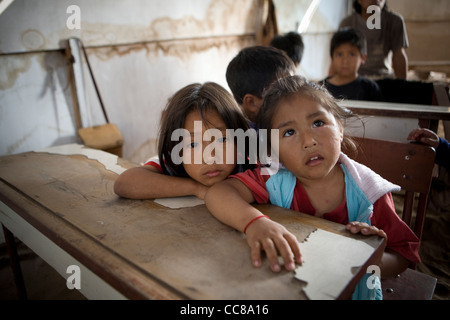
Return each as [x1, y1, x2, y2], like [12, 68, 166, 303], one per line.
[346, 221, 370, 234]
[346, 222, 387, 239]
[246, 220, 302, 272]
[272, 236, 296, 271]
[248, 240, 262, 268]
[261, 238, 282, 272]
[407, 128, 424, 140]
[346, 221, 369, 233]
[360, 225, 387, 238]
[284, 233, 303, 266]
[364, 225, 387, 239]
[377, 229, 387, 239]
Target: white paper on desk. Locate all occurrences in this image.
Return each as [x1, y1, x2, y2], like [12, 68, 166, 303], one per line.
[154, 196, 205, 209]
[294, 229, 375, 300]
[34, 143, 127, 175]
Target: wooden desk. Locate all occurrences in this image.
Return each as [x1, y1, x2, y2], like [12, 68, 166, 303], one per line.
[338, 100, 450, 131]
[0, 145, 385, 300]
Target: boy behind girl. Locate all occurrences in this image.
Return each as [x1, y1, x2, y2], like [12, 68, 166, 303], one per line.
[226, 46, 296, 128]
[321, 27, 383, 101]
[270, 31, 304, 68]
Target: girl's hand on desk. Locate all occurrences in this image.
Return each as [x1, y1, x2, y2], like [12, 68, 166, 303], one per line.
[346, 221, 387, 239]
[245, 218, 303, 272]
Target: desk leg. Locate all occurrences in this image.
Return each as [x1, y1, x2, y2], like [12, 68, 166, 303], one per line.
[2, 224, 27, 300]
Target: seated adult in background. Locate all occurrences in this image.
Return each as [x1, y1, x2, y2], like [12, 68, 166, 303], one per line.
[269, 31, 304, 68]
[320, 27, 383, 101]
[339, 0, 409, 79]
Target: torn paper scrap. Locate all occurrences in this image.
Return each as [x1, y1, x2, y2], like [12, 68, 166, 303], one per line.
[34, 144, 127, 175]
[294, 229, 376, 300]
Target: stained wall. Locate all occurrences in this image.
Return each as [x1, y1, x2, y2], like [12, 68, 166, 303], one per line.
[0, 0, 259, 164]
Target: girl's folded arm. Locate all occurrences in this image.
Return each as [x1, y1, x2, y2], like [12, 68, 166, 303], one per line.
[205, 178, 259, 232]
[114, 165, 206, 199]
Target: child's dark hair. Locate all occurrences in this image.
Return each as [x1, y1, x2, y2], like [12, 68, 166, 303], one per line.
[270, 32, 304, 66]
[158, 82, 253, 177]
[256, 75, 357, 156]
[330, 27, 367, 57]
[226, 46, 296, 105]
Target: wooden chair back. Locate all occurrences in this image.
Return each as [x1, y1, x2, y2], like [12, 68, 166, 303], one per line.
[343, 136, 436, 242]
[343, 136, 438, 298]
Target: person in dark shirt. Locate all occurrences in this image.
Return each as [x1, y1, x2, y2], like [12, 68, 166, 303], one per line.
[339, 0, 409, 79]
[321, 27, 383, 101]
[408, 128, 450, 169]
[408, 128, 450, 212]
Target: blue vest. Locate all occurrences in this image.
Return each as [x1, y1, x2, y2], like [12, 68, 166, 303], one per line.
[266, 165, 383, 300]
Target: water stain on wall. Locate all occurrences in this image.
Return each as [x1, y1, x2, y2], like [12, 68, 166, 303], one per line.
[7, 127, 36, 154]
[21, 29, 46, 51]
[0, 55, 32, 90]
[89, 35, 255, 63]
[1, 0, 260, 161]
[57, 0, 258, 57]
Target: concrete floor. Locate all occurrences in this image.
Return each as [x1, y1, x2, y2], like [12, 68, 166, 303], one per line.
[0, 241, 85, 300]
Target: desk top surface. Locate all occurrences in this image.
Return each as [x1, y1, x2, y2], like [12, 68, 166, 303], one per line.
[338, 100, 450, 120]
[0, 145, 384, 300]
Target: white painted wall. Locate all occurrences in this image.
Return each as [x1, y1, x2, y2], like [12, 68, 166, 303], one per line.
[0, 0, 258, 164]
[275, 0, 350, 80]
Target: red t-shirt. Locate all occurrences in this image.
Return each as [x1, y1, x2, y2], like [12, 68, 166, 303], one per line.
[145, 158, 163, 172]
[230, 167, 421, 264]
[144, 156, 175, 175]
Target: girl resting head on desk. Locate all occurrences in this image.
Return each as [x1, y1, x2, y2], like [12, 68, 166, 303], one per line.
[204, 75, 420, 300]
[114, 82, 255, 200]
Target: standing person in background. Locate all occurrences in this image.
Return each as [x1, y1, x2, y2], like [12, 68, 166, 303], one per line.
[270, 31, 304, 69]
[339, 0, 409, 79]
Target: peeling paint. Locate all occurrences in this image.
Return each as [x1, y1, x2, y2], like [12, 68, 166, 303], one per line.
[0, 0, 259, 162]
[56, 0, 258, 51]
[88, 35, 255, 63]
[1, 0, 258, 53]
